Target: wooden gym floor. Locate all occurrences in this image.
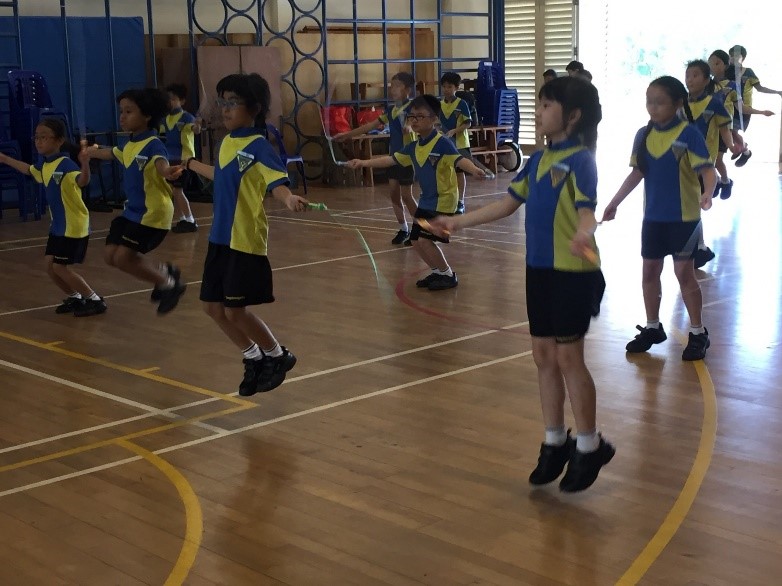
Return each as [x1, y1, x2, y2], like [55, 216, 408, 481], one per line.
[0, 159, 780, 585]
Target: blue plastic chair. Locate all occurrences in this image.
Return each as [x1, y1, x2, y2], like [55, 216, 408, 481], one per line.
[266, 123, 307, 193]
[0, 140, 39, 220]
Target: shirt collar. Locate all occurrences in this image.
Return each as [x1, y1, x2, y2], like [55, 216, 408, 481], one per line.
[652, 118, 681, 131]
[548, 137, 580, 151]
[170, 107, 183, 114]
[43, 152, 68, 163]
[229, 127, 263, 138]
[418, 130, 439, 145]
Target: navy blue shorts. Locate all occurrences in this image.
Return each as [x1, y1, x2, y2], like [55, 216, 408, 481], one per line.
[106, 216, 168, 254]
[641, 220, 701, 260]
[387, 164, 415, 186]
[410, 208, 451, 244]
[46, 234, 89, 264]
[200, 242, 275, 307]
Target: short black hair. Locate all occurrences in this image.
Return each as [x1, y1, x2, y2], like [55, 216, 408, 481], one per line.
[116, 88, 168, 129]
[392, 71, 416, 90]
[543, 69, 557, 78]
[440, 72, 461, 86]
[710, 49, 730, 66]
[579, 70, 593, 82]
[729, 44, 747, 59]
[410, 94, 441, 117]
[216, 73, 271, 127]
[566, 60, 584, 73]
[37, 117, 68, 140]
[165, 83, 187, 100]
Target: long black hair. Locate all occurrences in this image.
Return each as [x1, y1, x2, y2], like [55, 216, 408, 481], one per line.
[539, 76, 602, 152]
[216, 73, 271, 129]
[686, 59, 717, 96]
[636, 76, 693, 175]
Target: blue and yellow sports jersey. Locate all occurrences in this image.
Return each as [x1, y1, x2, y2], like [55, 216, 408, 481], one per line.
[112, 130, 173, 230]
[159, 108, 196, 161]
[439, 97, 472, 149]
[508, 139, 599, 271]
[726, 66, 759, 107]
[210, 127, 290, 256]
[688, 91, 731, 159]
[715, 79, 738, 119]
[378, 100, 416, 153]
[393, 130, 462, 213]
[30, 153, 89, 238]
[630, 119, 712, 223]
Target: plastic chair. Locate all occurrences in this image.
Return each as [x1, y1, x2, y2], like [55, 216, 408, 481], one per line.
[266, 123, 307, 193]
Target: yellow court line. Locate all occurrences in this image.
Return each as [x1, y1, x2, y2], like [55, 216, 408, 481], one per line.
[0, 404, 249, 475]
[117, 440, 202, 586]
[616, 336, 718, 585]
[0, 330, 256, 408]
[140, 367, 161, 373]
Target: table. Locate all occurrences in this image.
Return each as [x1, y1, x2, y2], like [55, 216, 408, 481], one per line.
[467, 125, 514, 174]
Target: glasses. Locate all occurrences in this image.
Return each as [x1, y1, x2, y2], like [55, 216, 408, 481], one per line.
[216, 98, 246, 109]
[405, 114, 434, 122]
[34, 134, 56, 141]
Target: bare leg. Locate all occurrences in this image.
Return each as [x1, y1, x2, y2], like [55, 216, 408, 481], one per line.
[715, 152, 728, 181]
[412, 238, 449, 271]
[531, 337, 566, 428]
[641, 258, 665, 322]
[673, 259, 703, 325]
[172, 186, 193, 220]
[110, 246, 167, 286]
[46, 257, 74, 294]
[50, 261, 94, 297]
[225, 306, 278, 350]
[203, 302, 253, 349]
[557, 339, 596, 433]
[400, 183, 418, 217]
[388, 179, 405, 224]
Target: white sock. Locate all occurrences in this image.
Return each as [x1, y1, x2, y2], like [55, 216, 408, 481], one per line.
[263, 342, 283, 358]
[433, 267, 453, 277]
[689, 324, 706, 335]
[544, 426, 567, 447]
[184, 215, 195, 223]
[646, 320, 660, 329]
[87, 292, 101, 301]
[68, 292, 82, 299]
[576, 430, 600, 453]
[721, 176, 730, 184]
[400, 222, 409, 232]
[242, 343, 262, 361]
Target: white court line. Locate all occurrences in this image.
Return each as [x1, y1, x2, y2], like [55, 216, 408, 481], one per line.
[0, 359, 227, 441]
[331, 190, 509, 218]
[0, 349, 532, 498]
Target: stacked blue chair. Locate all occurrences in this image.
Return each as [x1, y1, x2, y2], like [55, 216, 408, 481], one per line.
[7, 70, 54, 162]
[266, 123, 307, 194]
[476, 60, 520, 144]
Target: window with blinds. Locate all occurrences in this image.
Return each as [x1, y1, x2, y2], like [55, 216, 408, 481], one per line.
[504, 0, 576, 145]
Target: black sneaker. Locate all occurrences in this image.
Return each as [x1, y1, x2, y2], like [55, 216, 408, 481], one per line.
[416, 272, 438, 288]
[256, 347, 297, 393]
[55, 296, 84, 314]
[625, 324, 667, 353]
[693, 247, 716, 269]
[719, 179, 733, 200]
[391, 229, 409, 245]
[73, 297, 107, 317]
[238, 358, 265, 396]
[735, 149, 752, 167]
[427, 272, 458, 291]
[171, 219, 198, 233]
[682, 329, 710, 361]
[157, 272, 186, 315]
[559, 436, 615, 493]
[529, 431, 574, 485]
[151, 263, 181, 302]
[403, 234, 413, 246]
[455, 201, 465, 214]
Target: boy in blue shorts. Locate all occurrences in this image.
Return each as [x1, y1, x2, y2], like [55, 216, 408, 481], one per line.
[336, 72, 418, 244]
[346, 95, 487, 290]
[439, 72, 473, 213]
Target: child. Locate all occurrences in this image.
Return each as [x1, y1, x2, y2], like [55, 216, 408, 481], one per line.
[184, 73, 309, 396]
[542, 69, 557, 84]
[335, 72, 418, 244]
[602, 76, 717, 362]
[724, 45, 780, 166]
[684, 59, 741, 268]
[161, 83, 201, 233]
[565, 60, 584, 77]
[707, 50, 742, 199]
[439, 72, 473, 214]
[87, 88, 186, 314]
[0, 118, 106, 317]
[346, 95, 487, 291]
[429, 77, 613, 492]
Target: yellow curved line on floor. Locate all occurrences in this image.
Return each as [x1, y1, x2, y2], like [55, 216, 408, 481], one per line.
[616, 350, 718, 585]
[0, 330, 256, 407]
[0, 405, 248, 474]
[117, 439, 202, 586]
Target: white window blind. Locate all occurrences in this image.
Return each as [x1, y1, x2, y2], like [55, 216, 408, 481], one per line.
[504, 0, 576, 145]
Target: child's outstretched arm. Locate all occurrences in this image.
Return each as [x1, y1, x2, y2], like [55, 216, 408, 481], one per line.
[456, 156, 489, 178]
[754, 84, 782, 97]
[334, 120, 381, 141]
[185, 158, 215, 181]
[602, 168, 643, 222]
[429, 193, 522, 237]
[699, 166, 717, 210]
[155, 157, 182, 182]
[86, 146, 116, 161]
[0, 152, 32, 176]
[270, 184, 308, 212]
[345, 155, 396, 169]
[76, 144, 91, 187]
